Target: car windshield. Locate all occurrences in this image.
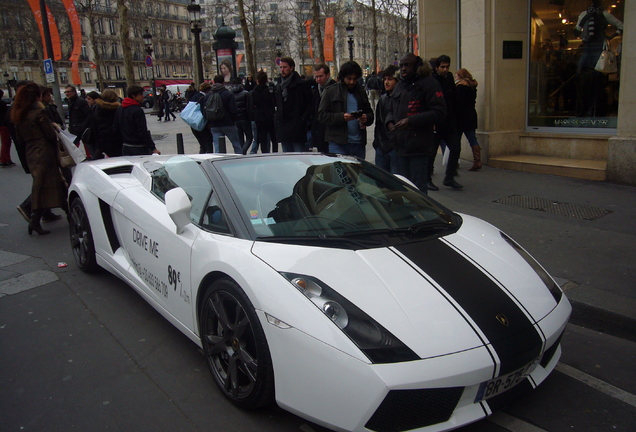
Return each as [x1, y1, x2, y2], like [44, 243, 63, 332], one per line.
[213, 154, 458, 242]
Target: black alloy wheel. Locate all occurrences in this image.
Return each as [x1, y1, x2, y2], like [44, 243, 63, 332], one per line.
[200, 278, 274, 409]
[69, 197, 99, 272]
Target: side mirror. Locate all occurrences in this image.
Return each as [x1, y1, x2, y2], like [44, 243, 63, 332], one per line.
[165, 187, 191, 234]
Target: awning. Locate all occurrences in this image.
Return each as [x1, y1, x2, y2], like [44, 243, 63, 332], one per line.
[154, 79, 193, 86]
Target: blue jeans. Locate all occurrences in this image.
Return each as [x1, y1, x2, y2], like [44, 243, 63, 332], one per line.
[462, 129, 480, 147]
[211, 125, 242, 154]
[282, 142, 307, 153]
[328, 142, 366, 159]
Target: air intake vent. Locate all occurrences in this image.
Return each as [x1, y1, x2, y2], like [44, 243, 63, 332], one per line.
[103, 165, 133, 175]
[365, 387, 464, 432]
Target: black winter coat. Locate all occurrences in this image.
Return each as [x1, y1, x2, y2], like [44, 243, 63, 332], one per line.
[114, 98, 156, 151]
[232, 85, 249, 122]
[455, 82, 478, 132]
[385, 68, 446, 156]
[317, 82, 374, 146]
[91, 98, 122, 157]
[205, 84, 237, 127]
[432, 72, 457, 132]
[274, 72, 312, 143]
[67, 95, 90, 137]
[248, 84, 275, 123]
[310, 78, 336, 149]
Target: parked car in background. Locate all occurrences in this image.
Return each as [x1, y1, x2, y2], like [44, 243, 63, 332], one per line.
[142, 90, 155, 108]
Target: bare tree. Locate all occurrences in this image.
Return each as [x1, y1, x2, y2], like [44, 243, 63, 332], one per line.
[74, 0, 106, 90]
[116, 0, 134, 87]
[311, 0, 324, 64]
[237, 0, 256, 77]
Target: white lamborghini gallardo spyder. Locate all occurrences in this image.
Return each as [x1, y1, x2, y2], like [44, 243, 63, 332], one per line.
[68, 153, 571, 432]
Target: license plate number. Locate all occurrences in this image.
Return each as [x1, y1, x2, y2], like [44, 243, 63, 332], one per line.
[474, 359, 539, 403]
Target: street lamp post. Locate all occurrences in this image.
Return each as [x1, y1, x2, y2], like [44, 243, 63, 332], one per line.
[346, 20, 355, 62]
[275, 38, 282, 58]
[142, 29, 159, 114]
[187, 1, 204, 88]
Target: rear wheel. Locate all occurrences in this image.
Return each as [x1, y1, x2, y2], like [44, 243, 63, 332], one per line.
[69, 197, 99, 272]
[200, 278, 274, 409]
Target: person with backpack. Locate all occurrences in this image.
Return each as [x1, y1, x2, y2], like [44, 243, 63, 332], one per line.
[365, 71, 382, 112]
[190, 82, 214, 153]
[204, 75, 241, 154]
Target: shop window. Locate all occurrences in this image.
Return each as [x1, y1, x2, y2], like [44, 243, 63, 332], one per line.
[528, 0, 624, 131]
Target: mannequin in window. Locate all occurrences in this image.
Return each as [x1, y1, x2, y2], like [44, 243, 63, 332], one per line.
[574, 0, 623, 117]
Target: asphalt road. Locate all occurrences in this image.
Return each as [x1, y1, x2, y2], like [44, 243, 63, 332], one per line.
[1, 130, 635, 431]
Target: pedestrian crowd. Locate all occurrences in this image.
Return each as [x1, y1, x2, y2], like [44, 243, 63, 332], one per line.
[1, 52, 483, 236]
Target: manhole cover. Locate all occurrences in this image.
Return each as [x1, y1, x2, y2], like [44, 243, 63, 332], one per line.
[493, 195, 612, 220]
[151, 133, 168, 141]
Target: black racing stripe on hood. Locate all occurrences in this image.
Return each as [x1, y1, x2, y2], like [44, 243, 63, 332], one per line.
[394, 240, 543, 376]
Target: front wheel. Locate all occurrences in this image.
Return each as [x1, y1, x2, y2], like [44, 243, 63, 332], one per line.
[69, 197, 99, 272]
[200, 278, 274, 409]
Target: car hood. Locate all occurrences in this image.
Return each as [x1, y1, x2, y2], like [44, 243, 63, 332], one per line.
[251, 215, 558, 360]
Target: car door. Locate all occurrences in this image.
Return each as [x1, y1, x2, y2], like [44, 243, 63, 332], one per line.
[113, 156, 212, 332]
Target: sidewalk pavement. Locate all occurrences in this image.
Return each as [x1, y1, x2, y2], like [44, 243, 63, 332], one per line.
[145, 110, 636, 340]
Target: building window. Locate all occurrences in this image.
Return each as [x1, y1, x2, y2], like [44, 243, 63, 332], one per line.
[156, 64, 161, 78]
[115, 66, 122, 79]
[109, 19, 116, 35]
[97, 19, 104, 34]
[164, 65, 170, 77]
[60, 71, 68, 83]
[84, 71, 92, 83]
[527, 1, 624, 131]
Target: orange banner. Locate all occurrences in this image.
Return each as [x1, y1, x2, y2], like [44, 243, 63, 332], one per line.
[324, 17, 334, 62]
[61, 0, 83, 84]
[305, 20, 313, 60]
[26, 0, 62, 61]
[237, 54, 243, 70]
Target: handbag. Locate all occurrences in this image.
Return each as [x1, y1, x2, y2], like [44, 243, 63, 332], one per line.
[595, 40, 618, 74]
[57, 138, 76, 168]
[180, 101, 207, 131]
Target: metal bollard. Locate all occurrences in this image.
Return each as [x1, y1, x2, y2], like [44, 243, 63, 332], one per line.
[176, 133, 184, 154]
[218, 136, 226, 153]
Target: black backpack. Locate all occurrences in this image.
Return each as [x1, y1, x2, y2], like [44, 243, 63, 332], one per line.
[205, 90, 225, 121]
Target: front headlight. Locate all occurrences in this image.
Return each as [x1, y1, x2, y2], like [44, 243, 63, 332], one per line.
[500, 232, 563, 303]
[282, 273, 419, 364]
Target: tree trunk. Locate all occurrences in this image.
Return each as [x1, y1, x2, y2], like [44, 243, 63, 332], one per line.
[87, 14, 105, 91]
[312, 0, 323, 64]
[237, 0, 256, 78]
[117, 0, 135, 87]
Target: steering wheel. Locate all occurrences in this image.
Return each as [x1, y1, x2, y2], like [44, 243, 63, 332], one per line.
[316, 186, 344, 206]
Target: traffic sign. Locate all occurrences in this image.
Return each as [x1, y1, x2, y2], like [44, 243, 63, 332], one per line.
[145, 55, 153, 67]
[43, 59, 55, 83]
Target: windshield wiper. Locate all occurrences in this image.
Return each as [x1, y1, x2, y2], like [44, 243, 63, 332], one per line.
[340, 219, 457, 239]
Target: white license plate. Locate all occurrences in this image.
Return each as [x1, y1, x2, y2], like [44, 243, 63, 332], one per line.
[474, 359, 539, 403]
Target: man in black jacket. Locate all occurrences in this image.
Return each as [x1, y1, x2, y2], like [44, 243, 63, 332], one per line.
[65, 85, 90, 144]
[386, 53, 446, 193]
[310, 64, 336, 154]
[114, 85, 159, 156]
[428, 55, 462, 190]
[275, 57, 312, 152]
[318, 61, 373, 159]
